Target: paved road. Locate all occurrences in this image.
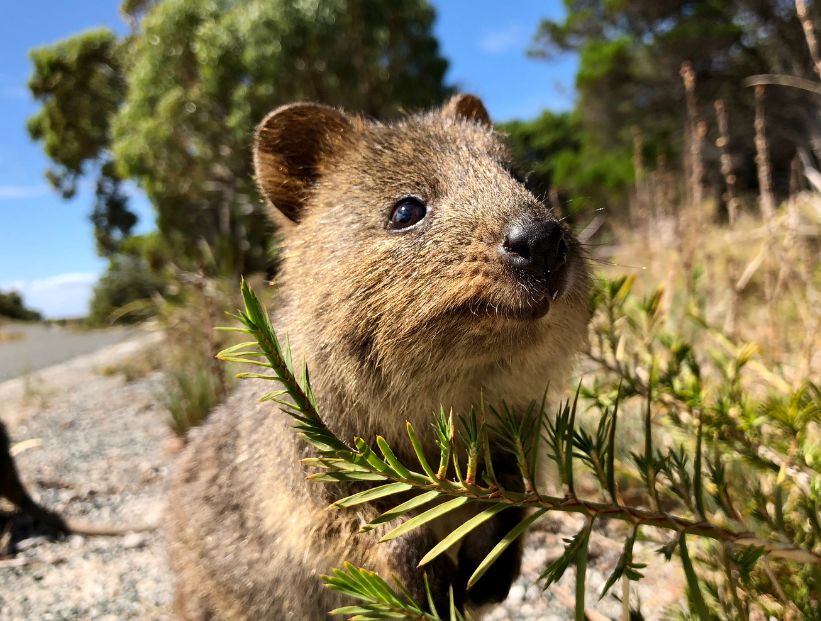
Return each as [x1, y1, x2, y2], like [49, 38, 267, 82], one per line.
[0, 323, 135, 382]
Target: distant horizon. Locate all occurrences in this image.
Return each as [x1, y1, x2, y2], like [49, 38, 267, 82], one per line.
[0, 1, 577, 319]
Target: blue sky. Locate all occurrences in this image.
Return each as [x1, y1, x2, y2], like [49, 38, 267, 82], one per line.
[0, 1, 576, 318]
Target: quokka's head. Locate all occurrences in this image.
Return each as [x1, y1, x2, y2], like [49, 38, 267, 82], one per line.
[253, 95, 591, 387]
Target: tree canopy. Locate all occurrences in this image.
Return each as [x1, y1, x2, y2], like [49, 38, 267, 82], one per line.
[529, 0, 821, 208]
[0, 291, 42, 322]
[28, 0, 821, 320]
[28, 29, 135, 256]
[28, 0, 450, 276]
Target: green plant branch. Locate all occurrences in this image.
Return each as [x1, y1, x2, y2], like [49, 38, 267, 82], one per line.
[328, 461, 821, 565]
[222, 281, 821, 563]
[589, 346, 817, 484]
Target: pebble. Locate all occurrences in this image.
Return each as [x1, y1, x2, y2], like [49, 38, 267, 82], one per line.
[14, 536, 48, 552]
[121, 532, 147, 550]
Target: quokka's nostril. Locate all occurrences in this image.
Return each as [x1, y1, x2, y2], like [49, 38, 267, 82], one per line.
[502, 227, 532, 261]
[556, 237, 569, 265]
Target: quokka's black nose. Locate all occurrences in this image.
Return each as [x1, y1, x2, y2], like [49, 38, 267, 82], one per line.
[501, 221, 569, 279]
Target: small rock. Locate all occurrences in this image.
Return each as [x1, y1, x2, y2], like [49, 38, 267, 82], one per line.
[507, 584, 525, 603]
[69, 534, 84, 549]
[122, 532, 147, 549]
[15, 536, 48, 552]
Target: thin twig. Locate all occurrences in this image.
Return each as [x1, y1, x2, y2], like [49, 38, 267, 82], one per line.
[714, 99, 740, 226]
[680, 62, 705, 208]
[795, 0, 821, 79]
[743, 73, 821, 95]
[753, 85, 776, 220]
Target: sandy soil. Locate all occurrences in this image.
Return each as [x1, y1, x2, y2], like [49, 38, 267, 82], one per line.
[0, 334, 684, 620]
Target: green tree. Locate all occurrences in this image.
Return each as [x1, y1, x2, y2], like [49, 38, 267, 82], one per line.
[87, 233, 173, 324]
[530, 1, 821, 207]
[501, 110, 633, 215]
[29, 0, 450, 277]
[0, 291, 42, 322]
[27, 29, 136, 256]
[499, 111, 580, 203]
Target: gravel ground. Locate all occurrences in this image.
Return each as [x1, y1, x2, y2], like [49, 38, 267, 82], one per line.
[0, 333, 174, 621]
[0, 334, 684, 620]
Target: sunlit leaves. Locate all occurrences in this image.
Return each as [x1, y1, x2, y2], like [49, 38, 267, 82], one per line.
[467, 508, 548, 589]
[599, 525, 645, 599]
[31, 1, 450, 276]
[324, 563, 440, 621]
[540, 518, 593, 590]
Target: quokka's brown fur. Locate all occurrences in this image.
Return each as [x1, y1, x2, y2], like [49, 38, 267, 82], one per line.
[167, 94, 591, 619]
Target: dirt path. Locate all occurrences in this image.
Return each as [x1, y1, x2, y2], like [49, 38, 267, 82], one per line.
[0, 333, 683, 620]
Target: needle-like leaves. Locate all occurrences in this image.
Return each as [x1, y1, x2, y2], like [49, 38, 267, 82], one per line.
[540, 518, 593, 589]
[599, 524, 645, 599]
[362, 491, 442, 532]
[679, 535, 712, 620]
[574, 519, 591, 621]
[334, 482, 414, 508]
[376, 436, 427, 483]
[406, 421, 439, 482]
[418, 504, 508, 567]
[380, 497, 470, 543]
[467, 508, 548, 588]
[606, 383, 620, 503]
[693, 409, 706, 520]
[324, 563, 435, 620]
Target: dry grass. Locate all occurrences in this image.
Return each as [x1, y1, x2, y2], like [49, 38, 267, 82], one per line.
[20, 370, 52, 409]
[575, 194, 820, 619]
[155, 273, 274, 437]
[599, 194, 820, 388]
[96, 344, 163, 382]
[0, 329, 25, 343]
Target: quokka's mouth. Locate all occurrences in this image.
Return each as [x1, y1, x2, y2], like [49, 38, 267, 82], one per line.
[441, 248, 580, 324]
[448, 295, 551, 321]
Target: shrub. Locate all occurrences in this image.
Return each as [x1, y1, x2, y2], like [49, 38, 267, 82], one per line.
[0, 290, 42, 321]
[163, 367, 224, 438]
[87, 254, 168, 325]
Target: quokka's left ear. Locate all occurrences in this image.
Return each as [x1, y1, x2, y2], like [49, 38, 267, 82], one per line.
[253, 102, 353, 224]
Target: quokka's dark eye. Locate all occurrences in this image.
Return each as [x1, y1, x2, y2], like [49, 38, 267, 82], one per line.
[388, 197, 427, 230]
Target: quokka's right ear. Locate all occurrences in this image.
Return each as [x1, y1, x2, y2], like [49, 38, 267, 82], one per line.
[253, 102, 353, 223]
[441, 93, 492, 128]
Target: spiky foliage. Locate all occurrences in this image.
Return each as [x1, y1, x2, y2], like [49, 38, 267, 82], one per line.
[222, 279, 820, 620]
[584, 273, 820, 619]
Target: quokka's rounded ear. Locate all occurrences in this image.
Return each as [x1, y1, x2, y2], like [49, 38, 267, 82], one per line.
[253, 102, 352, 223]
[441, 93, 491, 128]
